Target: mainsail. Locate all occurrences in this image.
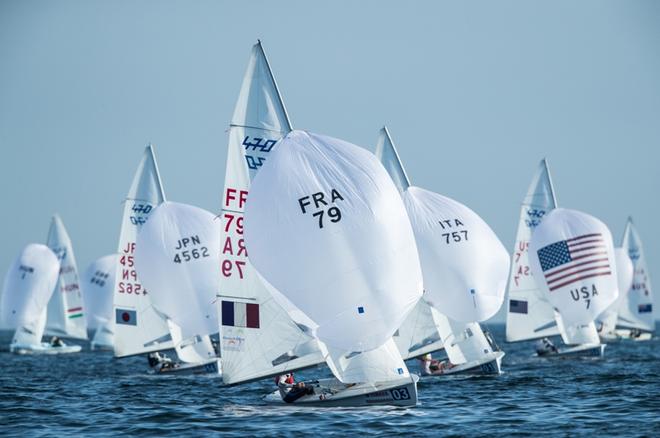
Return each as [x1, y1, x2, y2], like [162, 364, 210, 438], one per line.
[1, 244, 60, 346]
[45, 215, 88, 340]
[82, 255, 117, 348]
[113, 145, 173, 357]
[505, 160, 562, 342]
[244, 130, 423, 383]
[528, 208, 619, 326]
[617, 218, 655, 332]
[218, 41, 324, 385]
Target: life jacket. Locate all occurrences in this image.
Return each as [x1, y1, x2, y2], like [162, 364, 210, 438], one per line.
[275, 373, 295, 385]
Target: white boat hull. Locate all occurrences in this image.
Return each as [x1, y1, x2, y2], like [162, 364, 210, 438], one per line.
[149, 358, 221, 376]
[537, 343, 605, 358]
[421, 351, 504, 377]
[264, 375, 418, 407]
[10, 342, 82, 355]
[612, 329, 653, 341]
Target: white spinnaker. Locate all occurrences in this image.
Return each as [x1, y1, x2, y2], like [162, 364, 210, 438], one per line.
[617, 218, 655, 332]
[135, 202, 221, 339]
[244, 130, 423, 386]
[1, 244, 60, 345]
[45, 215, 87, 339]
[113, 145, 173, 357]
[82, 255, 117, 347]
[529, 208, 619, 326]
[218, 41, 324, 385]
[82, 255, 117, 329]
[597, 247, 634, 335]
[403, 187, 509, 322]
[506, 160, 562, 342]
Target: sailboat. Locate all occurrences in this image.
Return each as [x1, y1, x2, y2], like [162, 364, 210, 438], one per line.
[505, 160, 607, 357]
[596, 248, 633, 341]
[244, 130, 423, 407]
[2, 244, 79, 354]
[217, 41, 326, 387]
[612, 218, 655, 340]
[134, 201, 222, 374]
[43, 215, 86, 352]
[82, 255, 117, 350]
[376, 127, 506, 376]
[529, 207, 619, 357]
[112, 145, 218, 374]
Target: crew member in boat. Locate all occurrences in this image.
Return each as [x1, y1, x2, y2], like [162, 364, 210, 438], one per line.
[418, 353, 455, 375]
[147, 351, 176, 371]
[276, 373, 314, 403]
[50, 336, 64, 348]
[535, 337, 558, 356]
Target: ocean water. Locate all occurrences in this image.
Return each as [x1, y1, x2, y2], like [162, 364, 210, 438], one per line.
[1, 324, 659, 437]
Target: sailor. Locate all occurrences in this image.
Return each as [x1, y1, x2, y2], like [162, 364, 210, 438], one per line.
[276, 373, 313, 403]
[50, 336, 64, 348]
[535, 337, 558, 356]
[418, 353, 455, 375]
[147, 351, 175, 371]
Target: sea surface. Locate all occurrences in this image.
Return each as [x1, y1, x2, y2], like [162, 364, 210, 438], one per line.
[1, 323, 659, 437]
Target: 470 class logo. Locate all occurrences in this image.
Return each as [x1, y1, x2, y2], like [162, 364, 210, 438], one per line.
[243, 136, 277, 170]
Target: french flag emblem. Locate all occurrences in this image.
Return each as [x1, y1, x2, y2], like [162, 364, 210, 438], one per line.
[222, 300, 260, 328]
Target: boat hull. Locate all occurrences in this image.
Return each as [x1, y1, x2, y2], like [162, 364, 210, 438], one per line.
[264, 375, 418, 407]
[10, 342, 82, 355]
[537, 343, 605, 358]
[421, 351, 504, 377]
[149, 358, 222, 376]
[612, 329, 653, 342]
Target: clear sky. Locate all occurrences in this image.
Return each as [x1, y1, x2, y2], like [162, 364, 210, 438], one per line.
[1, 1, 659, 323]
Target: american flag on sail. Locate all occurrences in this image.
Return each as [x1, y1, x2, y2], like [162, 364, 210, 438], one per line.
[537, 233, 611, 291]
